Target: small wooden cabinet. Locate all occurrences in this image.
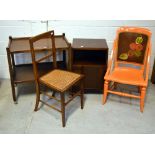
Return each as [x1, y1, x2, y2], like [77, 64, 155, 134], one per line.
[71, 38, 108, 93]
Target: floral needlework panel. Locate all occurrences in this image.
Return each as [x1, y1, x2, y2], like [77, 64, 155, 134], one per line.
[117, 32, 148, 64]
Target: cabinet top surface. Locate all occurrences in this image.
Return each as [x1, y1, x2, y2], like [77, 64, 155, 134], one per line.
[72, 38, 108, 50]
[9, 35, 69, 53]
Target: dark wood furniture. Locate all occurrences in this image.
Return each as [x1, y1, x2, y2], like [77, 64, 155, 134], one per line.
[30, 31, 84, 127]
[151, 58, 155, 83]
[71, 38, 108, 93]
[6, 33, 72, 102]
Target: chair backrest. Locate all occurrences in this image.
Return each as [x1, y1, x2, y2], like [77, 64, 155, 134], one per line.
[113, 27, 151, 71]
[29, 30, 56, 80]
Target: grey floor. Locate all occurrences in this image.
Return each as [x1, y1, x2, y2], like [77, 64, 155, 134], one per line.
[0, 79, 155, 134]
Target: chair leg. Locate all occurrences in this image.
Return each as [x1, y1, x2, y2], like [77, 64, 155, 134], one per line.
[60, 93, 65, 127]
[103, 80, 109, 104]
[140, 87, 146, 113]
[34, 82, 40, 111]
[80, 80, 84, 109]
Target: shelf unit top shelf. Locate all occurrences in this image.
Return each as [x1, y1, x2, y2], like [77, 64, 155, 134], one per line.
[9, 35, 70, 53]
[72, 38, 108, 50]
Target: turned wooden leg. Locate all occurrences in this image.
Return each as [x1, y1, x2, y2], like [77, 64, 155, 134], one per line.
[11, 82, 16, 102]
[61, 93, 65, 127]
[34, 82, 40, 111]
[6, 48, 16, 102]
[80, 80, 84, 109]
[103, 80, 109, 104]
[140, 87, 146, 113]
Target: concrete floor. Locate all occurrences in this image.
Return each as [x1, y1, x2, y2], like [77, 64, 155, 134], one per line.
[0, 79, 155, 134]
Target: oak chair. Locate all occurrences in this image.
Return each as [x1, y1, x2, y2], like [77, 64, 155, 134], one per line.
[103, 27, 151, 112]
[29, 31, 84, 127]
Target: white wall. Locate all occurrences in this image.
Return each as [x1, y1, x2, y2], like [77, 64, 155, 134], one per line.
[0, 20, 155, 79]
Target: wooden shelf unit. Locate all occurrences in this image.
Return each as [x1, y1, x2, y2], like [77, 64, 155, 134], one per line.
[71, 39, 108, 93]
[6, 33, 71, 102]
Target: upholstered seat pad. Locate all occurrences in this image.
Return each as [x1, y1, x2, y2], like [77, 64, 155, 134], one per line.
[39, 69, 82, 92]
[105, 67, 147, 86]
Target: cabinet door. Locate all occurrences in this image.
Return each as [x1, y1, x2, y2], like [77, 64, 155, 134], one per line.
[83, 66, 106, 91]
[73, 65, 107, 92]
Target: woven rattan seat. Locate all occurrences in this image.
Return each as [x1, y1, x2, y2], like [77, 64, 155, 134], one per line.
[40, 69, 82, 92]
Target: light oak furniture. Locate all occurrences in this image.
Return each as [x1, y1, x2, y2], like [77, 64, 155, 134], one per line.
[103, 27, 151, 112]
[6, 33, 72, 102]
[29, 31, 84, 127]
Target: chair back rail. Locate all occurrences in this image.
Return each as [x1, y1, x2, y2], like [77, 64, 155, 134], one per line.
[29, 31, 57, 80]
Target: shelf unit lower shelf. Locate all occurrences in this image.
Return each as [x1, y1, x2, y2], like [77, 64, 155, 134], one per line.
[13, 61, 66, 84]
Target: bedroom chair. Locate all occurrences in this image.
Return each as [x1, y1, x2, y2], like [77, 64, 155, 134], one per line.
[29, 31, 84, 127]
[103, 27, 151, 112]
